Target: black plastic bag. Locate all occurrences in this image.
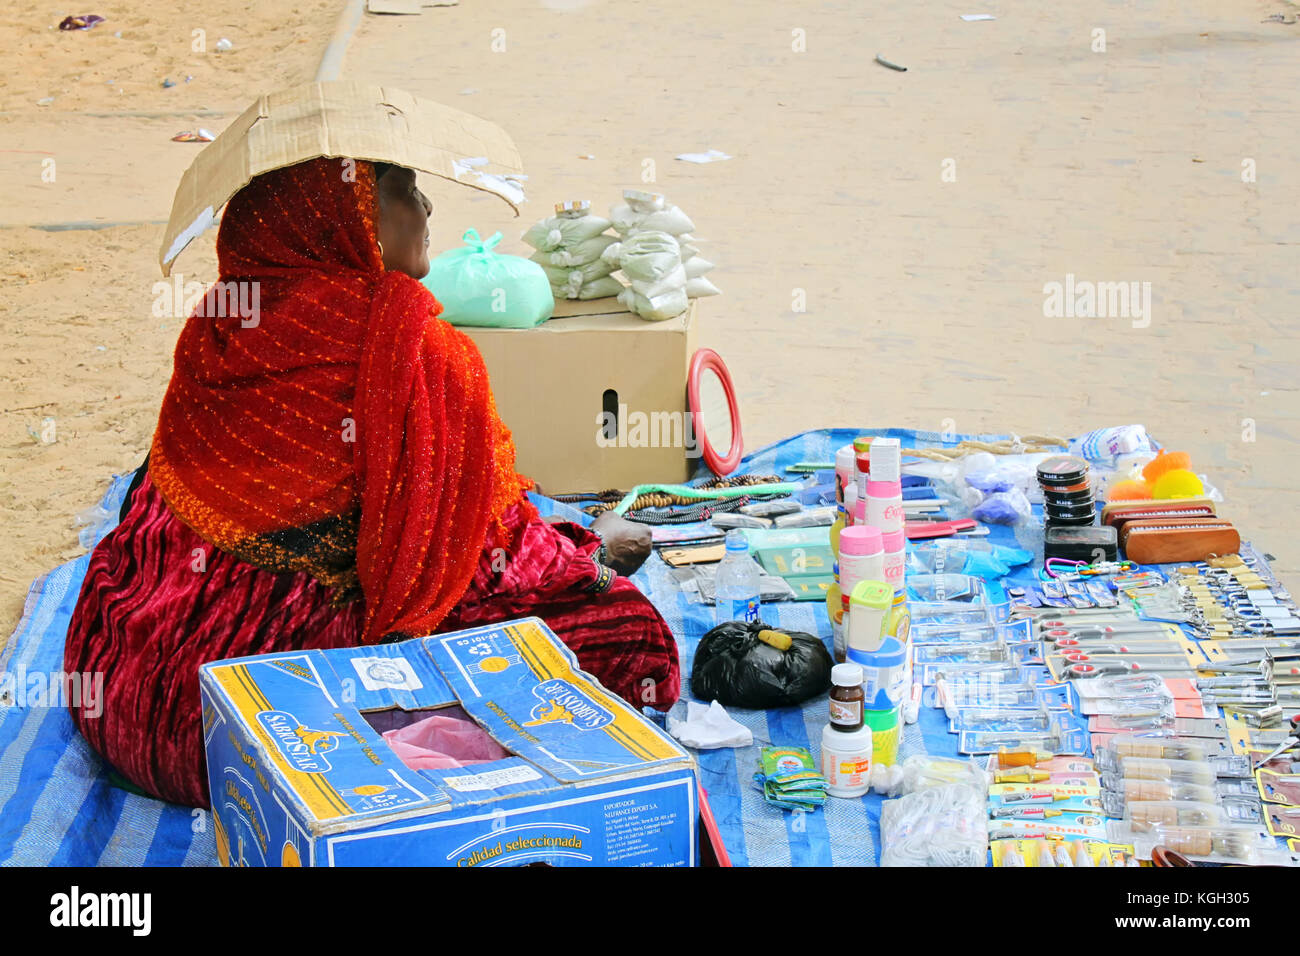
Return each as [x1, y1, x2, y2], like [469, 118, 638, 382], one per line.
[690, 620, 833, 709]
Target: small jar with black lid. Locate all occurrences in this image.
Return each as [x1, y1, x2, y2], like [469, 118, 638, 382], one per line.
[829, 663, 865, 731]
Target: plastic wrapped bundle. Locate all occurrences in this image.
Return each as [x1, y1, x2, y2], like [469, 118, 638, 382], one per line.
[609, 189, 695, 237]
[690, 620, 833, 709]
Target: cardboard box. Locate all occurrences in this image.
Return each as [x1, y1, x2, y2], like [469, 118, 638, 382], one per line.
[465, 299, 697, 493]
[199, 617, 698, 867]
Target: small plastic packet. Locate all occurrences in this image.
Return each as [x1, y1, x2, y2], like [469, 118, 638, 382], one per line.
[900, 755, 990, 793]
[880, 782, 988, 867]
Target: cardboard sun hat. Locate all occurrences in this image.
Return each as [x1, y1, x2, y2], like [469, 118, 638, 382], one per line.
[158, 80, 525, 276]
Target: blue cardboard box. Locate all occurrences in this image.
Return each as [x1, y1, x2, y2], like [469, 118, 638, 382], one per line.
[199, 617, 697, 866]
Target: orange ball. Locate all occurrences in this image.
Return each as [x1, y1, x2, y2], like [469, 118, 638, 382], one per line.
[1142, 450, 1192, 483]
[1107, 479, 1153, 502]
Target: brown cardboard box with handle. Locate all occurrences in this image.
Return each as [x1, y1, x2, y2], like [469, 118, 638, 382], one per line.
[465, 298, 698, 494]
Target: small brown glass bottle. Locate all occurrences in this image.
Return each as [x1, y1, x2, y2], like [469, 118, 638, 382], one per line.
[829, 663, 864, 732]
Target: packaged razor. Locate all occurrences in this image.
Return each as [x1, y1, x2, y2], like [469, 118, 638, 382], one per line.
[910, 605, 999, 628]
[928, 682, 1038, 709]
[915, 640, 1012, 665]
[1258, 770, 1300, 806]
[950, 705, 1054, 734]
[958, 721, 1089, 756]
[1090, 714, 1227, 738]
[910, 619, 1033, 646]
[1265, 804, 1300, 838]
[922, 661, 1025, 687]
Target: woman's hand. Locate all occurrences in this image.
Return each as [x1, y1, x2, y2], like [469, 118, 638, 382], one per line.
[590, 510, 652, 577]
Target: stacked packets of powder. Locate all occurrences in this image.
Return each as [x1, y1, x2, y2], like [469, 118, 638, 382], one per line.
[752, 746, 828, 811]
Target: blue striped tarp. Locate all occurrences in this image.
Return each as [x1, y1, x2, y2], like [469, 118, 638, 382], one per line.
[0, 427, 1035, 866]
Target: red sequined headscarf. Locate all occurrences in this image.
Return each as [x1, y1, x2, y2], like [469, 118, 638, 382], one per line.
[150, 157, 531, 642]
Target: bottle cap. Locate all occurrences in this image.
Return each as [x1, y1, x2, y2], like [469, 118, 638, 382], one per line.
[852, 436, 873, 454]
[866, 480, 902, 498]
[831, 663, 864, 687]
[881, 529, 906, 552]
[840, 525, 883, 556]
[836, 445, 856, 473]
[849, 579, 893, 609]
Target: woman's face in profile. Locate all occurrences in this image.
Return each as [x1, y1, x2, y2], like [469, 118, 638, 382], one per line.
[376, 165, 433, 279]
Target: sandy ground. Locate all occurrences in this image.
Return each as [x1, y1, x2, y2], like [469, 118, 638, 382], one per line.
[2, 0, 1299, 642]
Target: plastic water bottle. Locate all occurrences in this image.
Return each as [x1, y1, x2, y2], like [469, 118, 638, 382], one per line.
[715, 530, 761, 625]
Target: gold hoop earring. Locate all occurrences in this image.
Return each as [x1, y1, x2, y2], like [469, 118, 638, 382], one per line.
[377, 241, 385, 259]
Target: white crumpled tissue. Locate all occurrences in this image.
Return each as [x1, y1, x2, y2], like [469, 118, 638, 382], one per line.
[667, 700, 753, 750]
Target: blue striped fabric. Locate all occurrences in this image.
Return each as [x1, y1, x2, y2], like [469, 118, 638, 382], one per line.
[0, 473, 218, 866]
[0, 427, 1032, 867]
[528, 426, 1041, 867]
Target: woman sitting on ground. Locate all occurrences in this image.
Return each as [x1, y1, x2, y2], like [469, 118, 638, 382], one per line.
[64, 158, 679, 807]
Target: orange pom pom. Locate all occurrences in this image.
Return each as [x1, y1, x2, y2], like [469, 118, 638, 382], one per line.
[1142, 450, 1191, 484]
[1107, 479, 1153, 502]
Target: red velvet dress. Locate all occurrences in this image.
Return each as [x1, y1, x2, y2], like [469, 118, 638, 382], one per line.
[62, 158, 680, 807]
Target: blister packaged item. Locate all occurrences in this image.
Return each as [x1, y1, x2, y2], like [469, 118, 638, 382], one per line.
[739, 499, 801, 518]
[929, 682, 1038, 709]
[1071, 673, 1167, 698]
[900, 755, 990, 793]
[915, 640, 1012, 665]
[992, 838, 1128, 867]
[959, 721, 1089, 756]
[1100, 754, 1251, 789]
[1258, 769, 1300, 805]
[1099, 735, 1228, 763]
[1093, 714, 1228, 738]
[711, 513, 770, 530]
[1102, 779, 1218, 814]
[1124, 799, 1259, 828]
[987, 817, 1108, 843]
[1108, 821, 1295, 865]
[922, 661, 1024, 686]
[772, 506, 836, 528]
[880, 783, 988, 866]
[951, 706, 1054, 734]
[911, 619, 1034, 647]
[911, 605, 999, 627]
[907, 574, 987, 605]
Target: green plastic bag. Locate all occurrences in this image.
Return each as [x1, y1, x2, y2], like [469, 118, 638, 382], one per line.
[421, 228, 555, 328]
